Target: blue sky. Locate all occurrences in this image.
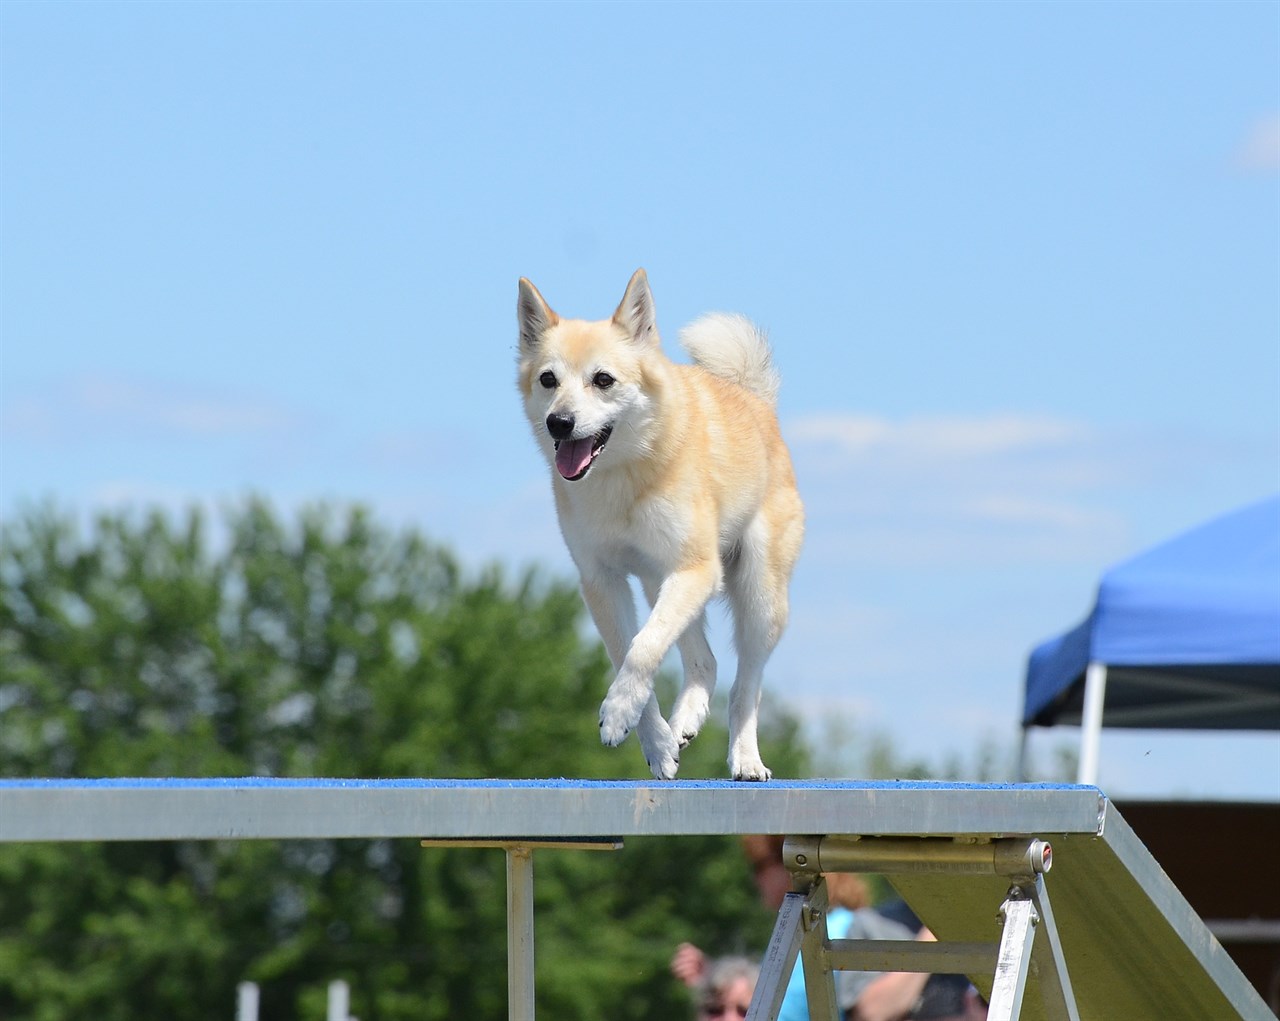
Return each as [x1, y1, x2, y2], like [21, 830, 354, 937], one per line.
[2, 1, 1277, 798]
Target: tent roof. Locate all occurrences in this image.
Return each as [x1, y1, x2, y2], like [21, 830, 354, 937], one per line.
[1024, 495, 1280, 729]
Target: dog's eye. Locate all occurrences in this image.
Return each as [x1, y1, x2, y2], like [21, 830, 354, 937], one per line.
[538, 371, 557, 389]
[593, 372, 615, 389]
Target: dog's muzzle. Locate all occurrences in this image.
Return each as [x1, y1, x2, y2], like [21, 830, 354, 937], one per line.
[546, 412, 575, 441]
[548, 413, 613, 481]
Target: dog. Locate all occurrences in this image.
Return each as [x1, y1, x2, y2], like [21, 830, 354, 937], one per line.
[515, 269, 803, 781]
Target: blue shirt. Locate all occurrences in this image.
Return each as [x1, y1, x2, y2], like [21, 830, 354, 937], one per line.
[775, 906, 915, 1021]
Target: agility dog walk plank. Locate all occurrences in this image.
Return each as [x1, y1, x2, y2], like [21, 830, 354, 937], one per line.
[0, 779, 1266, 1019]
[0, 777, 1101, 841]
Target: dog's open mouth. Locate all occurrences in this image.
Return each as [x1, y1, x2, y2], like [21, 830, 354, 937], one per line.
[554, 426, 613, 481]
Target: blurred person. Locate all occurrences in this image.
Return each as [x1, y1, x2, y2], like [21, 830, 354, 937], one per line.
[672, 940, 711, 988]
[673, 836, 934, 1021]
[695, 955, 759, 1021]
[841, 923, 934, 1021]
[908, 974, 988, 1020]
[742, 835, 926, 1021]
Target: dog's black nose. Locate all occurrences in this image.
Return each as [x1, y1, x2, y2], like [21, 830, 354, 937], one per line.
[546, 412, 575, 440]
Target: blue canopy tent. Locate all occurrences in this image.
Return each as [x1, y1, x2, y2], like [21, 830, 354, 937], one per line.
[1023, 495, 1280, 783]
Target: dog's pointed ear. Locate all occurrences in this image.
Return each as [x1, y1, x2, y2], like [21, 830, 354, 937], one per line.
[612, 268, 658, 347]
[517, 278, 558, 350]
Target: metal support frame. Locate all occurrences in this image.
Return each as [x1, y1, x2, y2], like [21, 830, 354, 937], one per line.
[421, 837, 621, 1021]
[991, 889, 1037, 1020]
[507, 846, 536, 1018]
[747, 835, 1079, 1021]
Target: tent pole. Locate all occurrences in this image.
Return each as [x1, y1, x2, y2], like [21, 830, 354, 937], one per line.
[1078, 662, 1107, 785]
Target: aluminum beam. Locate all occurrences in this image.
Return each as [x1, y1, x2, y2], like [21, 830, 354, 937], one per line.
[0, 778, 1104, 843]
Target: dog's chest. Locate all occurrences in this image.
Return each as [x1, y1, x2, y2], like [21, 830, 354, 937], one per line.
[556, 484, 691, 577]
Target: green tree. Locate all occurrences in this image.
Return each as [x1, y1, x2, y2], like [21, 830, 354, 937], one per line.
[0, 501, 807, 1020]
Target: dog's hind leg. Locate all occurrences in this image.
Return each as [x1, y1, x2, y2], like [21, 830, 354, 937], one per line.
[724, 516, 799, 781]
[671, 621, 719, 749]
[635, 696, 680, 780]
[725, 646, 774, 782]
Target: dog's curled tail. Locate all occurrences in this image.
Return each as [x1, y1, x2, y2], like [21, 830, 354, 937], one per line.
[679, 312, 780, 405]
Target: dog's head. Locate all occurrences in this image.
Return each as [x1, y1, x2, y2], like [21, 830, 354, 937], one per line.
[516, 269, 662, 482]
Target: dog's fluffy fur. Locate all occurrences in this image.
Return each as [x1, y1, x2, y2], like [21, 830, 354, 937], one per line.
[516, 269, 803, 781]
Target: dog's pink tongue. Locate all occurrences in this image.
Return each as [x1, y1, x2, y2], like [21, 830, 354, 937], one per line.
[556, 438, 594, 479]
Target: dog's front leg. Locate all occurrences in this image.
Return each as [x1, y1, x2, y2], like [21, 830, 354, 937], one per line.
[641, 577, 717, 750]
[579, 570, 637, 674]
[579, 572, 679, 780]
[598, 560, 720, 774]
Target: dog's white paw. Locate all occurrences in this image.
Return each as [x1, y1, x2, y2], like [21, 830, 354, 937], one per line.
[729, 755, 772, 783]
[638, 717, 681, 781]
[598, 670, 649, 747]
[598, 705, 630, 747]
[668, 690, 711, 748]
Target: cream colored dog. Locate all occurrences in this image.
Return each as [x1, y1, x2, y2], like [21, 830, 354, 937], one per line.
[516, 270, 803, 781]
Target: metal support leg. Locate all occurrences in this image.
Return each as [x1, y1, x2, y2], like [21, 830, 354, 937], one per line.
[987, 875, 1081, 1021]
[507, 846, 535, 1021]
[746, 877, 839, 1021]
[421, 836, 621, 1021]
[748, 890, 808, 1021]
[989, 887, 1038, 1021]
[797, 878, 841, 1021]
[1028, 874, 1081, 1021]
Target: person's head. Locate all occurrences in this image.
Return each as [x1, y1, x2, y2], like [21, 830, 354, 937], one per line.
[824, 870, 871, 910]
[696, 956, 758, 1021]
[741, 834, 790, 909]
[740, 835, 871, 911]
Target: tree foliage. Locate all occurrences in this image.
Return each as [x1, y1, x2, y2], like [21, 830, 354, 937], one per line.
[0, 501, 808, 1020]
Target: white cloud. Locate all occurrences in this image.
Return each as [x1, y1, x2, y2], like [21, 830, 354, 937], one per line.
[1235, 113, 1280, 173]
[790, 414, 893, 454]
[73, 376, 299, 436]
[3, 374, 303, 442]
[370, 475, 570, 573]
[89, 479, 215, 510]
[957, 494, 1117, 531]
[0, 396, 58, 440]
[786, 410, 1131, 568]
[790, 411, 1088, 460]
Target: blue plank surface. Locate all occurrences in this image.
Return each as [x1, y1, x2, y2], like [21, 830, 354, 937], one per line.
[0, 776, 1090, 791]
